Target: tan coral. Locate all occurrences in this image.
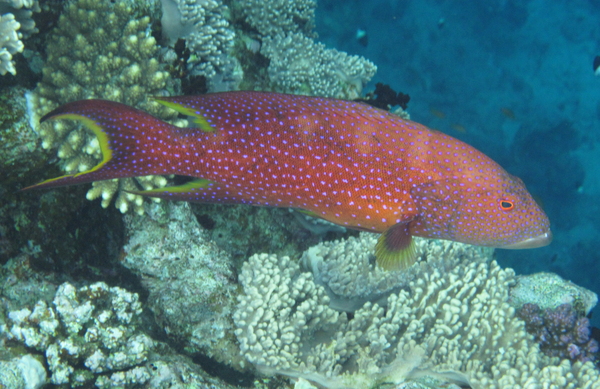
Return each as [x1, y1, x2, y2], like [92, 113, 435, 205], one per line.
[235, 235, 600, 388]
[32, 0, 180, 213]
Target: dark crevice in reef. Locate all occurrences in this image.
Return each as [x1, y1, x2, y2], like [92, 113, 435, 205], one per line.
[191, 353, 255, 387]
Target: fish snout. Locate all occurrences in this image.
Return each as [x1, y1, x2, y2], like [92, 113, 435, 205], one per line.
[501, 230, 553, 249]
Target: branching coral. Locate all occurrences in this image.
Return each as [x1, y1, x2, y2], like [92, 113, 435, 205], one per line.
[234, 234, 600, 388]
[0, 0, 39, 75]
[261, 32, 376, 99]
[229, 0, 374, 98]
[301, 233, 492, 311]
[234, 0, 316, 37]
[160, 0, 236, 79]
[0, 13, 22, 75]
[33, 0, 180, 214]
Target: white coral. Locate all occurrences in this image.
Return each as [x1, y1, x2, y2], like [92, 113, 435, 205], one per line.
[160, 0, 235, 78]
[236, 0, 316, 37]
[261, 32, 376, 99]
[0, 0, 39, 75]
[0, 13, 23, 75]
[235, 236, 600, 388]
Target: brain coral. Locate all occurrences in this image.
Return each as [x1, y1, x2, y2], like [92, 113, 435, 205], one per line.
[32, 0, 180, 214]
[234, 234, 600, 388]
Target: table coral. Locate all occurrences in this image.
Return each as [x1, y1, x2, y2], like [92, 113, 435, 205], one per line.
[2, 281, 154, 386]
[32, 0, 179, 214]
[234, 235, 600, 388]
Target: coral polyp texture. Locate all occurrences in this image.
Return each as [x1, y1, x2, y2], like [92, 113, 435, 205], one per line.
[0, 355, 46, 389]
[301, 233, 493, 311]
[122, 201, 244, 369]
[509, 271, 598, 315]
[230, 0, 375, 98]
[2, 282, 154, 387]
[160, 0, 236, 79]
[32, 0, 179, 214]
[235, 0, 316, 37]
[261, 32, 377, 99]
[234, 234, 600, 388]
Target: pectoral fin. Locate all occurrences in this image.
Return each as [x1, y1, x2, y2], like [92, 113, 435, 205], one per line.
[375, 222, 418, 271]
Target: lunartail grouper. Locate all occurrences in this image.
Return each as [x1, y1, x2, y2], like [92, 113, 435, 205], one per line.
[23, 91, 552, 269]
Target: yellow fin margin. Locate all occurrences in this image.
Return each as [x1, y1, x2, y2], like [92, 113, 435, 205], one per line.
[29, 114, 113, 188]
[375, 224, 418, 271]
[153, 97, 216, 133]
[131, 179, 216, 196]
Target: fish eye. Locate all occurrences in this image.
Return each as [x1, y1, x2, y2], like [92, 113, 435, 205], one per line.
[499, 199, 514, 211]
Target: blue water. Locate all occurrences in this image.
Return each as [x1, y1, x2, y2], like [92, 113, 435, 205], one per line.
[317, 0, 600, 324]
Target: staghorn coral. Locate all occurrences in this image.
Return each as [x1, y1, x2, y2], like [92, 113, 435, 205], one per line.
[518, 303, 599, 363]
[2, 282, 153, 386]
[234, 234, 600, 388]
[261, 32, 376, 99]
[33, 0, 181, 214]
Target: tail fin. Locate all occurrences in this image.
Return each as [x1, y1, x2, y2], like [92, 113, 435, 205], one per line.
[22, 99, 179, 191]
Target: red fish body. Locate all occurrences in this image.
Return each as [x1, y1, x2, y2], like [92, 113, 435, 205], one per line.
[25, 91, 551, 269]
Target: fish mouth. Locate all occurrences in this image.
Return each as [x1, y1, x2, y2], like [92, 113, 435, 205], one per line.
[501, 230, 553, 249]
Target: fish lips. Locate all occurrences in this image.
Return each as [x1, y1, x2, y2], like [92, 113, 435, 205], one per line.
[500, 230, 553, 249]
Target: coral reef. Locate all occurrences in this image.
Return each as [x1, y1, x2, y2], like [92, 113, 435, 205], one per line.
[291, 209, 347, 237]
[230, 0, 375, 98]
[32, 0, 180, 214]
[3, 281, 153, 386]
[0, 0, 39, 75]
[0, 87, 45, 178]
[509, 271, 598, 315]
[301, 232, 493, 311]
[191, 203, 330, 264]
[517, 303, 599, 363]
[234, 235, 600, 388]
[160, 0, 236, 79]
[0, 354, 46, 389]
[261, 32, 376, 99]
[235, 0, 316, 37]
[0, 13, 23, 75]
[122, 201, 244, 369]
